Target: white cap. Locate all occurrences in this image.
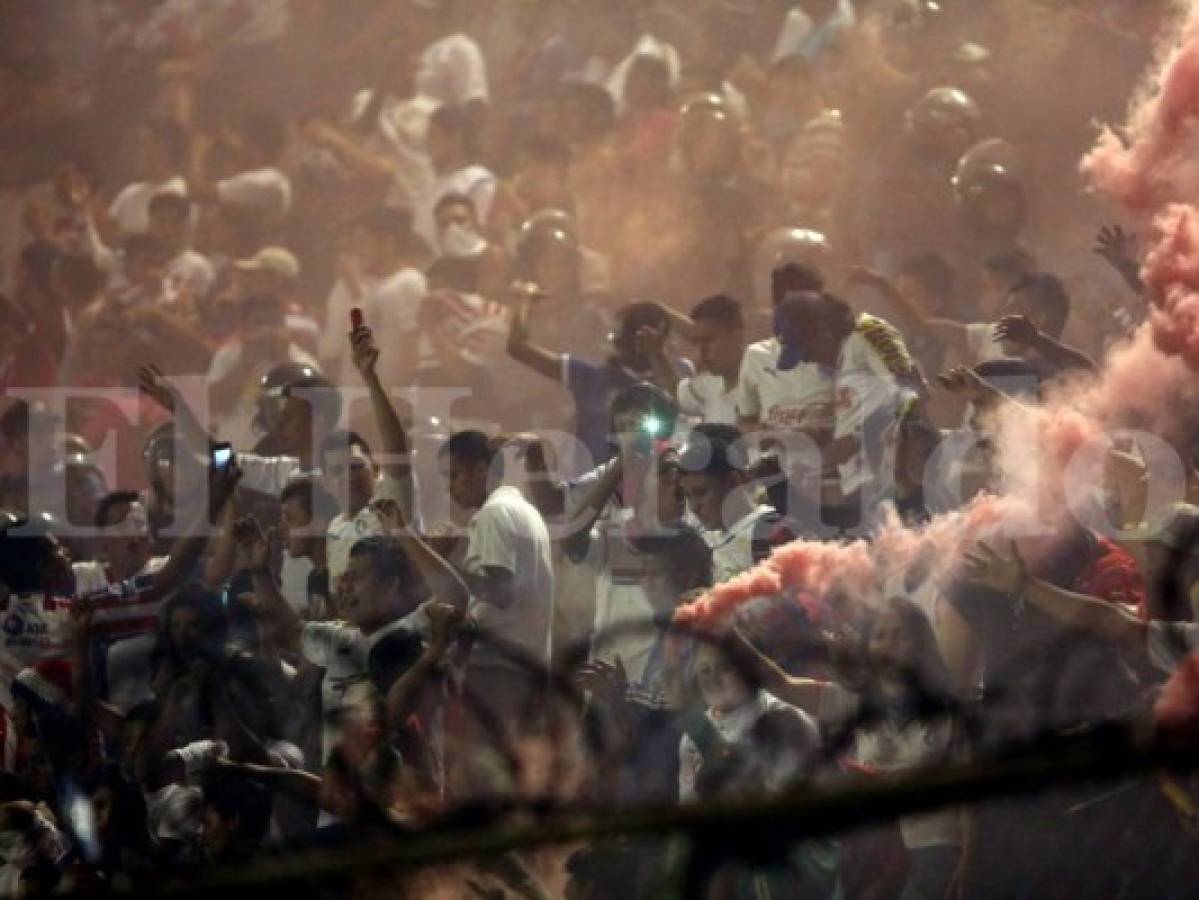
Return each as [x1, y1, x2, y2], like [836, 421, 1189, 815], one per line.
[233, 246, 300, 280]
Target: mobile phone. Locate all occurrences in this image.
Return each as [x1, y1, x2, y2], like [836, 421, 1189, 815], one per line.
[350, 307, 364, 330]
[211, 442, 235, 472]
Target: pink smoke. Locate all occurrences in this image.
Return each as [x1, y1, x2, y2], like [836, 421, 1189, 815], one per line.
[678, 6, 1199, 630]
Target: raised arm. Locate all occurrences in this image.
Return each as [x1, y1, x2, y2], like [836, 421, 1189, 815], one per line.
[350, 325, 415, 494]
[141, 463, 242, 605]
[993, 315, 1097, 374]
[848, 267, 969, 347]
[372, 498, 470, 612]
[384, 601, 459, 730]
[637, 321, 681, 398]
[726, 628, 829, 717]
[138, 363, 214, 456]
[963, 541, 1146, 648]
[233, 516, 303, 656]
[506, 283, 565, 382]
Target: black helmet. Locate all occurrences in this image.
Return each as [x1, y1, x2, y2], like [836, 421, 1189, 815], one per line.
[513, 209, 580, 281]
[253, 363, 338, 436]
[904, 86, 981, 161]
[953, 140, 1025, 238]
[678, 93, 739, 176]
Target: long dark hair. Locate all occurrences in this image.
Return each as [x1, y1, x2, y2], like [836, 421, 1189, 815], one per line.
[858, 596, 956, 719]
[150, 584, 229, 672]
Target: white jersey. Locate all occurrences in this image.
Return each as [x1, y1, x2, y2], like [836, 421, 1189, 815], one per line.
[736, 337, 835, 432]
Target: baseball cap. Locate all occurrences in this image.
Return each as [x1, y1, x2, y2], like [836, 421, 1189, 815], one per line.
[233, 246, 300, 281]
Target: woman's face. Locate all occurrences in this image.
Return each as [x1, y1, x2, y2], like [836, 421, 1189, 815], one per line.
[694, 644, 752, 714]
[170, 607, 203, 658]
[867, 606, 916, 674]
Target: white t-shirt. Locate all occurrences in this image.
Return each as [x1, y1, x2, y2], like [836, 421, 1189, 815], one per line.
[564, 464, 659, 682]
[736, 337, 835, 430]
[72, 556, 167, 598]
[326, 473, 417, 584]
[705, 505, 779, 584]
[463, 486, 555, 671]
[108, 176, 188, 235]
[678, 372, 739, 426]
[235, 453, 306, 497]
[818, 681, 962, 849]
[217, 167, 292, 224]
[679, 692, 819, 802]
[302, 619, 368, 764]
[964, 322, 1010, 365]
[416, 33, 490, 106]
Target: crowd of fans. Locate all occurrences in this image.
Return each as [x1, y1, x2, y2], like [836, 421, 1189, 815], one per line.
[0, 0, 1197, 897]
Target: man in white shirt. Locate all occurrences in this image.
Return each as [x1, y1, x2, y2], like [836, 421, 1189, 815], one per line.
[107, 118, 190, 236]
[736, 263, 836, 438]
[440, 430, 554, 728]
[146, 193, 214, 304]
[679, 424, 788, 584]
[417, 104, 497, 247]
[72, 492, 168, 596]
[676, 294, 746, 427]
[771, 0, 856, 65]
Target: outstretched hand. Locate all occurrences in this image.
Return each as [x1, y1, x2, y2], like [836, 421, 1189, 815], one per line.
[370, 497, 409, 534]
[576, 656, 628, 705]
[963, 540, 1026, 596]
[137, 364, 177, 413]
[232, 515, 271, 570]
[936, 366, 991, 402]
[993, 314, 1040, 348]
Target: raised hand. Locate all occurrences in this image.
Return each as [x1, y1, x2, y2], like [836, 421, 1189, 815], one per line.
[1094, 224, 1142, 290]
[575, 656, 628, 705]
[423, 600, 463, 655]
[993, 314, 1040, 348]
[370, 496, 409, 533]
[962, 541, 1026, 596]
[635, 322, 669, 360]
[936, 366, 990, 402]
[231, 515, 270, 570]
[350, 324, 379, 377]
[845, 266, 891, 292]
[137, 363, 177, 413]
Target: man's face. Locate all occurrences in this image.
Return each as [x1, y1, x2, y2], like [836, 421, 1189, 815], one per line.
[895, 272, 943, 317]
[201, 805, 235, 860]
[275, 397, 313, 456]
[169, 606, 202, 660]
[441, 454, 489, 513]
[694, 644, 752, 714]
[280, 495, 314, 559]
[338, 553, 390, 631]
[434, 200, 478, 244]
[691, 319, 743, 379]
[639, 554, 681, 614]
[324, 444, 375, 516]
[99, 500, 153, 580]
[681, 471, 734, 531]
[148, 209, 187, 251]
[533, 242, 578, 298]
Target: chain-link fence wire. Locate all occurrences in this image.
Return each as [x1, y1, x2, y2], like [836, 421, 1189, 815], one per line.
[22, 570, 1199, 898]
